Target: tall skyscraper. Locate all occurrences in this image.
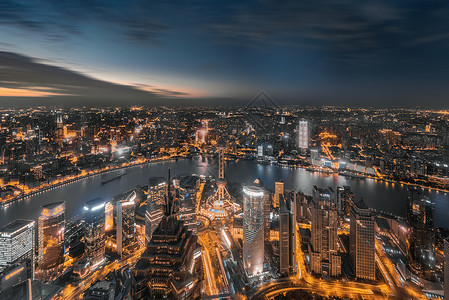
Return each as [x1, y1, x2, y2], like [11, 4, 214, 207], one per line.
[83, 197, 106, 268]
[406, 188, 435, 280]
[38, 201, 65, 281]
[279, 191, 296, 275]
[116, 191, 136, 256]
[444, 239, 449, 299]
[350, 199, 375, 281]
[242, 185, 265, 276]
[134, 171, 202, 299]
[297, 120, 309, 151]
[273, 180, 284, 208]
[145, 177, 166, 245]
[56, 113, 64, 148]
[310, 186, 341, 277]
[337, 186, 354, 218]
[0, 220, 35, 279]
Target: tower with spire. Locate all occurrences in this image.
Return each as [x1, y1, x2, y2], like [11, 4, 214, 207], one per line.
[133, 169, 202, 299]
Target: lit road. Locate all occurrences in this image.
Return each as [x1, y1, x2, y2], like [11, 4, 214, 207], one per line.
[198, 231, 219, 295]
[250, 224, 392, 300]
[57, 248, 144, 299]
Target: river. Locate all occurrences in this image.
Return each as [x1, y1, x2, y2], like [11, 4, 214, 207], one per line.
[1, 158, 449, 228]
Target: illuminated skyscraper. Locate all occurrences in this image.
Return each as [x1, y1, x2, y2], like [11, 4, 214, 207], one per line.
[83, 197, 106, 267]
[310, 187, 341, 277]
[444, 239, 449, 299]
[134, 171, 202, 299]
[406, 188, 435, 280]
[38, 202, 65, 281]
[145, 177, 166, 245]
[116, 191, 136, 256]
[242, 185, 265, 276]
[350, 199, 375, 281]
[0, 220, 35, 279]
[273, 180, 284, 208]
[297, 120, 309, 151]
[56, 113, 64, 148]
[279, 191, 296, 275]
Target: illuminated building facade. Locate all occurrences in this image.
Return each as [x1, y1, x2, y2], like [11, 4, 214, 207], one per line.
[56, 113, 64, 148]
[444, 239, 449, 299]
[297, 120, 309, 151]
[242, 185, 265, 276]
[83, 197, 106, 267]
[134, 172, 202, 299]
[279, 191, 297, 275]
[310, 187, 341, 277]
[350, 200, 375, 281]
[337, 186, 354, 218]
[116, 191, 136, 256]
[37, 201, 65, 281]
[406, 188, 435, 280]
[0, 220, 35, 279]
[176, 175, 200, 234]
[273, 180, 284, 208]
[145, 177, 166, 245]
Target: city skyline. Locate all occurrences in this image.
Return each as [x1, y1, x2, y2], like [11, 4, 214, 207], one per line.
[1, 1, 449, 299]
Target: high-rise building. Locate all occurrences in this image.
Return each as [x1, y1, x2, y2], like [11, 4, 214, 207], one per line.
[273, 180, 284, 208]
[337, 186, 354, 219]
[116, 191, 136, 256]
[134, 171, 202, 299]
[0, 220, 35, 279]
[444, 239, 449, 299]
[242, 185, 265, 276]
[310, 187, 341, 277]
[297, 120, 309, 151]
[145, 177, 166, 245]
[177, 175, 200, 234]
[37, 201, 65, 281]
[56, 113, 64, 148]
[406, 188, 435, 280]
[350, 199, 375, 281]
[83, 197, 106, 268]
[279, 191, 297, 275]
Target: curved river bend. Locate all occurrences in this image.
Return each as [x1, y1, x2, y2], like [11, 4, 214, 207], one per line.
[2, 159, 449, 228]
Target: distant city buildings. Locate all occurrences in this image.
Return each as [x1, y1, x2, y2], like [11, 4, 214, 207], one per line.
[350, 199, 375, 281]
[242, 185, 265, 276]
[37, 201, 65, 281]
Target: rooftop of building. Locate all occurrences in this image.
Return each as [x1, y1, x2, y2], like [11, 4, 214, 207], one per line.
[84, 197, 106, 208]
[0, 219, 34, 234]
[42, 201, 65, 210]
[148, 176, 166, 187]
[354, 199, 369, 210]
[375, 216, 390, 231]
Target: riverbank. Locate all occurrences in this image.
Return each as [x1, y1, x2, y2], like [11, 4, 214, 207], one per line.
[1, 156, 179, 208]
[266, 161, 449, 195]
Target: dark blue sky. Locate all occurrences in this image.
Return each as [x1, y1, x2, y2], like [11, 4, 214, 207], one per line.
[1, 0, 449, 107]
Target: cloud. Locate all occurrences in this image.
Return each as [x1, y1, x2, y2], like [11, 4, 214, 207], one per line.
[0, 50, 179, 105]
[0, 0, 169, 43]
[203, 0, 449, 65]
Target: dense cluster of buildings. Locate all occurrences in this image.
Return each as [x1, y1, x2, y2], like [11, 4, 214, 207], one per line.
[0, 106, 449, 299]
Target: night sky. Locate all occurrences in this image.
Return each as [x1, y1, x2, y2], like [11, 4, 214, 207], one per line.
[1, 0, 449, 107]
